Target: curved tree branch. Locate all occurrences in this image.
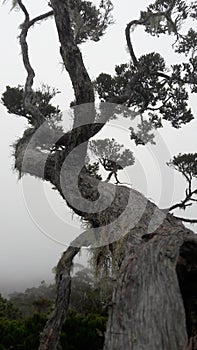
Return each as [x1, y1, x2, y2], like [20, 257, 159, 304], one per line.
[17, 0, 53, 127]
[29, 10, 53, 27]
[17, 0, 29, 20]
[173, 216, 197, 224]
[125, 19, 141, 67]
[169, 188, 197, 211]
[125, 1, 186, 71]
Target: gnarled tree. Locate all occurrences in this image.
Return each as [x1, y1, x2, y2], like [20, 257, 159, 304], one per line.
[3, 0, 197, 349]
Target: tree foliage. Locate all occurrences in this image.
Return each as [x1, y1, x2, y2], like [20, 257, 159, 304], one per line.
[0, 311, 106, 350]
[0, 272, 109, 349]
[168, 153, 197, 181]
[89, 138, 134, 167]
[167, 153, 197, 214]
[69, 0, 113, 44]
[2, 84, 62, 127]
[95, 0, 196, 147]
[0, 294, 21, 320]
[95, 54, 194, 129]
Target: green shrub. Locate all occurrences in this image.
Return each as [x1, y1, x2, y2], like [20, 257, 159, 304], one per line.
[60, 311, 107, 350]
[0, 311, 107, 350]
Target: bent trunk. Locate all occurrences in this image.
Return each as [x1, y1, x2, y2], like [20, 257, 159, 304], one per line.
[104, 224, 197, 350]
[14, 2, 197, 350]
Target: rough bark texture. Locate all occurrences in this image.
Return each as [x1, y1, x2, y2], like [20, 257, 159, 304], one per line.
[13, 1, 197, 350]
[104, 225, 197, 350]
[50, 0, 95, 106]
[38, 246, 80, 350]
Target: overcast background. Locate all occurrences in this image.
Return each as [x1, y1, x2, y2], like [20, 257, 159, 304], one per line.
[0, 0, 196, 296]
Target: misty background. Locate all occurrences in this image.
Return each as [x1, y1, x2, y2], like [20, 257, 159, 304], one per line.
[0, 0, 196, 296]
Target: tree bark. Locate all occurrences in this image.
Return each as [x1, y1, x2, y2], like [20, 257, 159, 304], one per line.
[38, 246, 80, 350]
[16, 141, 197, 349]
[104, 224, 197, 350]
[50, 0, 95, 107]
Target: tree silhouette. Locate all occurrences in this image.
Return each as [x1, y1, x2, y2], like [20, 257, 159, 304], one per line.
[2, 0, 197, 349]
[167, 153, 197, 222]
[89, 138, 135, 183]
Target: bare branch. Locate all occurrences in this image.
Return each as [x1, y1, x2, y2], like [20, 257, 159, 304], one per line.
[125, 19, 142, 67]
[173, 216, 197, 224]
[17, 0, 53, 127]
[38, 246, 80, 350]
[169, 186, 197, 211]
[29, 10, 53, 28]
[125, 1, 185, 68]
[17, 0, 29, 21]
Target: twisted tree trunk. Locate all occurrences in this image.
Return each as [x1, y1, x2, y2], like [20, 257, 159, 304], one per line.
[13, 1, 197, 350]
[16, 135, 197, 349]
[104, 220, 197, 350]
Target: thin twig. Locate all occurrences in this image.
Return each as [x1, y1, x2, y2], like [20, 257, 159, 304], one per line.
[173, 216, 197, 224]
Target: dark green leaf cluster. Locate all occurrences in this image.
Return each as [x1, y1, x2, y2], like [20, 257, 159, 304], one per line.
[0, 313, 46, 350]
[60, 312, 107, 350]
[167, 153, 197, 213]
[141, 0, 195, 36]
[190, 1, 197, 19]
[0, 312, 107, 350]
[1, 85, 25, 116]
[138, 0, 197, 59]
[0, 311, 106, 350]
[167, 153, 197, 180]
[2, 85, 62, 126]
[0, 270, 109, 349]
[70, 0, 113, 44]
[95, 52, 194, 129]
[0, 294, 21, 320]
[182, 57, 197, 93]
[95, 64, 131, 103]
[175, 28, 197, 56]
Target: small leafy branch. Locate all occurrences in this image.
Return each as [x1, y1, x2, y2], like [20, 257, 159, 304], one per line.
[95, 0, 197, 145]
[89, 138, 135, 184]
[167, 153, 197, 222]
